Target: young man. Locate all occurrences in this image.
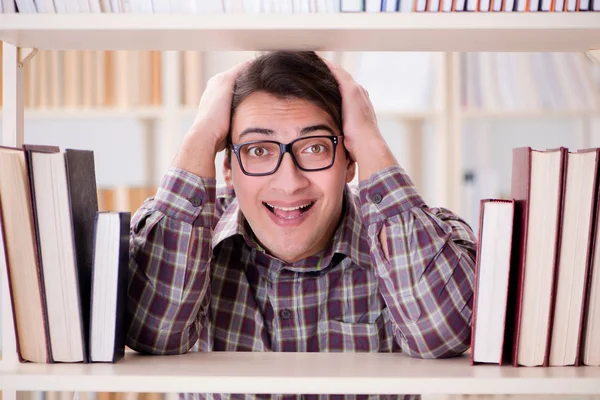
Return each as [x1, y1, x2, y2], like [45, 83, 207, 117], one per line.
[127, 51, 476, 399]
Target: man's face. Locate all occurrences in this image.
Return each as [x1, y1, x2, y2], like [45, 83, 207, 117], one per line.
[224, 91, 355, 263]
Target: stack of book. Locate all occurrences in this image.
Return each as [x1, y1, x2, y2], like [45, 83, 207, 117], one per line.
[0, 145, 130, 363]
[471, 147, 600, 367]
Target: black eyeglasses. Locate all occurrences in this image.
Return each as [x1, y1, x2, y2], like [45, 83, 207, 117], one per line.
[231, 135, 343, 177]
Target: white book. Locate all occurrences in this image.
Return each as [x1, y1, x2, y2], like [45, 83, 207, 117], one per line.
[88, 0, 102, 12]
[340, 0, 362, 10]
[554, 0, 564, 10]
[242, 0, 261, 12]
[491, 0, 501, 10]
[477, 0, 489, 11]
[566, 0, 575, 10]
[2, 0, 17, 13]
[34, 0, 55, 12]
[528, 0, 539, 10]
[14, 0, 36, 12]
[465, 0, 476, 11]
[414, 0, 426, 10]
[383, 0, 397, 10]
[428, 0, 440, 11]
[197, 0, 223, 11]
[328, 0, 341, 10]
[441, 0, 453, 11]
[280, 0, 293, 12]
[365, 0, 381, 10]
[503, 0, 514, 11]
[549, 151, 598, 367]
[223, 0, 244, 11]
[593, 0, 599, 10]
[399, 0, 413, 11]
[262, 0, 274, 11]
[471, 200, 514, 365]
[130, 0, 152, 12]
[89, 212, 129, 363]
[31, 151, 85, 363]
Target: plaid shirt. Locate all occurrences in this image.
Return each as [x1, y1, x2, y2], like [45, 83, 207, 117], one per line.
[127, 165, 477, 400]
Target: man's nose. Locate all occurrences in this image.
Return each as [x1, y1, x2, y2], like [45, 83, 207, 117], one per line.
[268, 153, 309, 194]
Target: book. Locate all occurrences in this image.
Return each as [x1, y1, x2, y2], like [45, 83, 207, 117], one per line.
[27, 148, 86, 362]
[582, 151, 600, 366]
[470, 199, 515, 365]
[0, 146, 51, 363]
[65, 148, 100, 363]
[549, 149, 600, 367]
[510, 146, 566, 367]
[89, 211, 130, 363]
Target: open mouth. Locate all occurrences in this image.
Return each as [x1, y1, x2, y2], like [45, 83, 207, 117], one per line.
[263, 201, 315, 220]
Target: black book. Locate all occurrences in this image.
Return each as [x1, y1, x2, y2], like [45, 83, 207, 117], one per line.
[65, 149, 100, 363]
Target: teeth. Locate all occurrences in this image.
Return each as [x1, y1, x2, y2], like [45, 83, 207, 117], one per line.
[265, 202, 312, 211]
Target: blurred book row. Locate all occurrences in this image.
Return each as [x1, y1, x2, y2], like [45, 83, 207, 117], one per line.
[1, 0, 597, 13]
[462, 53, 600, 112]
[0, 46, 205, 109]
[0, 145, 129, 364]
[471, 147, 600, 367]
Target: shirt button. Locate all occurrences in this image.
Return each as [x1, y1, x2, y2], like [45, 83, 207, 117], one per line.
[372, 193, 383, 204]
[188, 196, 203, 207]
[279, 309, 292, 320]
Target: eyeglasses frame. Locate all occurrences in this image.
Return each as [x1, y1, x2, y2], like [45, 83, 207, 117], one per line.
[231, 135, 343, 177]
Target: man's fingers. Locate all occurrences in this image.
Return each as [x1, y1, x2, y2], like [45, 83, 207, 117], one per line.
[224, 58, 253, 79]
[320, 55, 360, 95]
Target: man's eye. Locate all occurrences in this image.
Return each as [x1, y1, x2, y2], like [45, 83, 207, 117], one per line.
[248, 146, 268, 157]
[305, 145, 326, 154]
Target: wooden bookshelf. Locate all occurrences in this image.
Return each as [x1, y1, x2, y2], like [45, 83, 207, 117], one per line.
[2, 12, 600, 399]
[0, 14, 599, 52]
[1, 352, 600, 395]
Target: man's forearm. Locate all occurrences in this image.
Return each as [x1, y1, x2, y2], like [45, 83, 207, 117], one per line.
[359, 166, 476, 359]
[127, 168, 216, 355]
[355, 136, 399, 182]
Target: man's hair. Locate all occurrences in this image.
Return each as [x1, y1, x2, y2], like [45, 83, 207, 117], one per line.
[226, 51, 342, 165]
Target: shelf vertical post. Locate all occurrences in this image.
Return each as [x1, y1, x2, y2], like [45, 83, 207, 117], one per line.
[1, 41, 23, 400]
[1, 42, 22, 368]
[433, 52, 462, 214]
[403, 118, 424, 195]
[156, 51, 182, 182]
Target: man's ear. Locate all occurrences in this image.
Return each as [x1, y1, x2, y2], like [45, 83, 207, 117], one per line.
[223, 153, 233, 188]
[345, 158, 356, 184]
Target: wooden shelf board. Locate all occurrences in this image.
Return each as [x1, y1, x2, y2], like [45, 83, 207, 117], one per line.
[1, 352, 600, 394]
[0, 14, 599, 52]
[460, 109, 600, 119]
[18, 107, 165, 119]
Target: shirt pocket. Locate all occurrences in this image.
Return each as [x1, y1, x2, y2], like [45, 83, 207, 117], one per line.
[317, 314, 384, 352]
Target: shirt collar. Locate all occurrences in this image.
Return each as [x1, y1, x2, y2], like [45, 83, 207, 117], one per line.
[212, 185, 369, 269]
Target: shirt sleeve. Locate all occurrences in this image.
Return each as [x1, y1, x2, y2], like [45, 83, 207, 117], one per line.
[127, 167, 216, 355]
[359, 165, 476, 359]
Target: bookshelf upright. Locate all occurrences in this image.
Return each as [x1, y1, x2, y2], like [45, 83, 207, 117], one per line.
[2, 12, 600, 399]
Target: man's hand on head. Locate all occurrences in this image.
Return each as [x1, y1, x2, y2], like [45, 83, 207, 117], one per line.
[321, 57, 399, 182]
[172, 59, 252, 179]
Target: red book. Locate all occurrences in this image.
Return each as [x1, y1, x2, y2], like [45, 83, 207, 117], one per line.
[510, 147, 567, 367]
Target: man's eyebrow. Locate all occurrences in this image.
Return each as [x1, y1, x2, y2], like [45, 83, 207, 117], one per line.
[238, 127, 275, 140]
[299, 124, 335, 136]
